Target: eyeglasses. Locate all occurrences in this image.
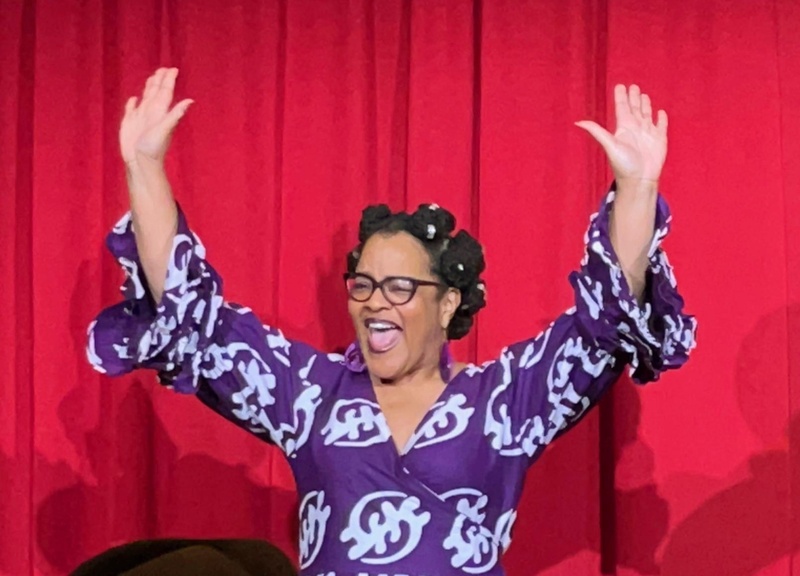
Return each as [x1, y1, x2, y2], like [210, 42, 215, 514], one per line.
[343, 272, 445, 305]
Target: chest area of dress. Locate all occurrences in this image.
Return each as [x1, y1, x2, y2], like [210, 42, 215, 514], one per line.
[288, 374, 526, 575]
[294, 375, 508, 492]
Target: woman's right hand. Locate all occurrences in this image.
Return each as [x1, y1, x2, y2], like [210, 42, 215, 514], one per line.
[119, 67, 193, 166]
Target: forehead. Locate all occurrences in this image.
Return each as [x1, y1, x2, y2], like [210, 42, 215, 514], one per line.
[356, 232, 432, 277]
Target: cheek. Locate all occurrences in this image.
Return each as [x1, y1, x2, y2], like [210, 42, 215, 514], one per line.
[399, 299, 439, 339]
[348, 301, 362, 323]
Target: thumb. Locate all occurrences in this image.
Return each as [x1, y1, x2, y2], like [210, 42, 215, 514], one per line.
[575, 120, 615, 152]
[162, 98, 194, 132]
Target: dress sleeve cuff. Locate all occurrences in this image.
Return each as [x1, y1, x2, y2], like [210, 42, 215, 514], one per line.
[87, 207, 225, 394]
[568, 188, 698, 383]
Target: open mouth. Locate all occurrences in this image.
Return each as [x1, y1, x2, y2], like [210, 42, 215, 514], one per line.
[364, 318, 402, 353]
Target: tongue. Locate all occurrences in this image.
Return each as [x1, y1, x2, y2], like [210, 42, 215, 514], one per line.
[368, 329, 401, 353]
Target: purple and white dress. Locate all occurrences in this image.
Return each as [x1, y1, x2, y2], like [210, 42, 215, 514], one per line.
[87, 191, 696, 576]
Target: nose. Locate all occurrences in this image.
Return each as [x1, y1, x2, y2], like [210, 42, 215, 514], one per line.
[364, 285, 391, 310]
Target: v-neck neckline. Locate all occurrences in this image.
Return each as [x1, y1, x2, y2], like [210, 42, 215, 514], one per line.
[364, 365, 471, 458]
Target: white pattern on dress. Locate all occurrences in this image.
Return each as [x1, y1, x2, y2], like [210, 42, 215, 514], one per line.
[484, 323, 613, 458]
[229, 351, 322, 457]
[439, 488, 517, 574]
[299, 490, 331, 569]
[118, 256, 146, 300]
[483, 346, 524, 457]
[406, 393, 474, 451]
[266, 329, 292, 367]
[340, 491, 431, 565]
[321, 398, 391, 447]
[86, 321, 105, 373]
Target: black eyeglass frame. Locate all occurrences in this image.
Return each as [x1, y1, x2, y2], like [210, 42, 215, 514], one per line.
[343, 272, 446, 305]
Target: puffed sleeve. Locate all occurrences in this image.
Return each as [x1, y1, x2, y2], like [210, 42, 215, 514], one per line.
[482, 190, 697, 464]
[86, 209, 343, 458]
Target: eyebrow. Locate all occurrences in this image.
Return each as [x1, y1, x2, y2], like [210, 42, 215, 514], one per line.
[354, 271, 439, 282]
[353, 255, 435, 278]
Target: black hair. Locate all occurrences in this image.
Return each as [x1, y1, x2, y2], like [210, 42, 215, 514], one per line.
[347, 203, 487, 340]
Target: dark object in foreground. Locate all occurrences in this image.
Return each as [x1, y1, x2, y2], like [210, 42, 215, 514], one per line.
[70, 538, 297, 576]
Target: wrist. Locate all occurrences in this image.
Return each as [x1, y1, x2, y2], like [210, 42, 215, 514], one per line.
[125, 160, 170, 196]
[616, 175, 658, 185]
[615, 177, 659, 198]
[125, 155, 165, 178]
[126, 151, 165, 169]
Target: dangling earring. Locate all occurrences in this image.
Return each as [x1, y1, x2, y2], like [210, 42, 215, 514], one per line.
[343, 341, 367, 373]
[440, 341, 453, 383]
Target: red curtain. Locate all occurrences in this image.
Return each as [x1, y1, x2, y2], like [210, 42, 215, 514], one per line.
[2, 0, 799, 574]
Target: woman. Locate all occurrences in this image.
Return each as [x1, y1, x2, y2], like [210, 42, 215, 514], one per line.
[88, 68, 696, 575]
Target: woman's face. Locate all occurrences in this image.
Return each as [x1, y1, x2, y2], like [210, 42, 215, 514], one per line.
[348, 231, 460, 383]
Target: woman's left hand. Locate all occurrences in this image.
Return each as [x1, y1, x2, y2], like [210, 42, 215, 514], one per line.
[576, 84, 667, 184]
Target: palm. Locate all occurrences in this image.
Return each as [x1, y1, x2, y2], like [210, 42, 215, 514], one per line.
[120, 68, 193, 164]
[577, 84, 668, 182]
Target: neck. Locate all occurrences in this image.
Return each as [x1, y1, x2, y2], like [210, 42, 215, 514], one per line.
[374, 361, 443, 388]
[373, 339, 451, 387]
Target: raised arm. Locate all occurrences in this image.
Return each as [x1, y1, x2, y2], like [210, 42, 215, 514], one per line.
[119, 67, 193, 302]
[87, 69, 341, 457]
[576, 84, 669, 301]
[484, 85, 696, 465]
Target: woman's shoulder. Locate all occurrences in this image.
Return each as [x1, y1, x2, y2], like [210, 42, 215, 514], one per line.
[450, 358, 502, 385]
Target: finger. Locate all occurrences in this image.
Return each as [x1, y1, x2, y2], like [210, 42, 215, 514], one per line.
[628, 84, 641, 116]
[142, 74, 156, 101]
[641, 93, 653, 123]
[614, 84, 632, 125]
[142, 68, 166, 102]
[614, 84, 628, 111]
[161, 67, 178, 92]
[575, 120, 616, 152]
[124, 96, 138, 115]
[156, 68, 179, 107]
[148, 68, 169, 102]
[162, 98, 194, 131]
[153, 68, 168, 94]
[656, 109, 668, 133]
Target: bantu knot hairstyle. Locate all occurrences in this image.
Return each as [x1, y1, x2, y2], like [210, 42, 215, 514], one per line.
[347, 203, 487, 340]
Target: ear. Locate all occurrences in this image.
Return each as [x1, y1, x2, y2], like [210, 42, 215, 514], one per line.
[440, 288, 462, 330]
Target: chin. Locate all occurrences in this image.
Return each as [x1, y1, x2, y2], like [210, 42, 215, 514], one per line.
[364, 351, 407, 383]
